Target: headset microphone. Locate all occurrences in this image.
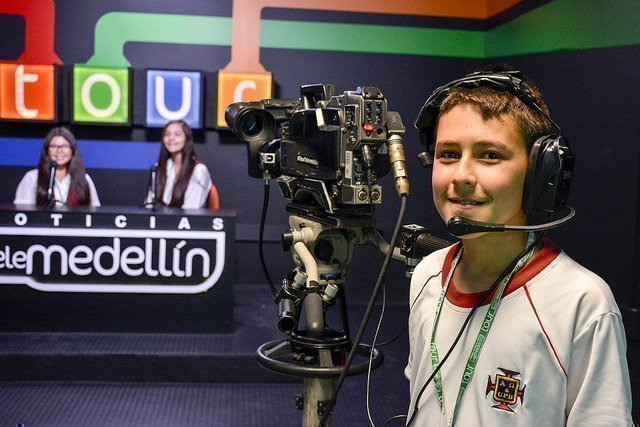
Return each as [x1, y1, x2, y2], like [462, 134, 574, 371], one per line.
[447, 206, 576, 237]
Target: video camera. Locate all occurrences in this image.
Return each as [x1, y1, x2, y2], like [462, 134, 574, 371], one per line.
[225, 84, 406, 216]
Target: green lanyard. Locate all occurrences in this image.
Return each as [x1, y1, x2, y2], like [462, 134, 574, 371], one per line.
[429, 233, 537, 426]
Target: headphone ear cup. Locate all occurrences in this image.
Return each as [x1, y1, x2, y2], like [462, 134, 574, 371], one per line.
[523, 135, 546, 216]
[523, 135, 575, 216]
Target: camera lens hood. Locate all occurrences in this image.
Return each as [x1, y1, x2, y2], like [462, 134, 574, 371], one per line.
[225, 102, 276, 143]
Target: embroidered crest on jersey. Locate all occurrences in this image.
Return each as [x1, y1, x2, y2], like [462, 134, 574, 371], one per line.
[485, 368, 526, 412]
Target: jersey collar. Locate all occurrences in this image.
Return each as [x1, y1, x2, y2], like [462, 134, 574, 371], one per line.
[441, 239, 561, 308]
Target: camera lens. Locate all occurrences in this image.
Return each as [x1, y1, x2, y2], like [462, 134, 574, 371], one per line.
[225, 102, 276, 148]
[240, 114, 262, 137]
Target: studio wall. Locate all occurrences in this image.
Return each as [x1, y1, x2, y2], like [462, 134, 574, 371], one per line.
[0, 0, 638, 308]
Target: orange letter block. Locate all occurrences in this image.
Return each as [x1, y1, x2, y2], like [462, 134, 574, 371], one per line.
[0, 64, 55, 121]
[216, 71, 272, 128]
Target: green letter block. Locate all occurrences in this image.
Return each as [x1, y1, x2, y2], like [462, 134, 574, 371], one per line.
[73, 66, 130, 124]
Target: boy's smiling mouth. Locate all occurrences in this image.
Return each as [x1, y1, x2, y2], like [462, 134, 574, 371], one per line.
[449, 198, 486, 206]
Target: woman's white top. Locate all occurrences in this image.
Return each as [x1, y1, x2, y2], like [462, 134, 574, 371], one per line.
[160, 159, 212, 209]
[13, 168, 101, 207]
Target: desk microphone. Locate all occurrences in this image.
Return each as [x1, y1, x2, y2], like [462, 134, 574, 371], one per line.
[150, 163, 158, 202]
[142, 163, 160, 210]
[446, 206, 576, 237]
[46, 161, 57, 207]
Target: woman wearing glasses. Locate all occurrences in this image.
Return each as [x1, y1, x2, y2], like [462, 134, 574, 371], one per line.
[14, 126, 100, 207]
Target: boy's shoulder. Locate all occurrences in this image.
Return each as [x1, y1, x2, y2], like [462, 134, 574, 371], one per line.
[528, 240, 622, 322]
[409, 243, 458, 297]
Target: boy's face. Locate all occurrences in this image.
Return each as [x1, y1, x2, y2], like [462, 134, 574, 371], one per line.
[432, 103, 529, 236]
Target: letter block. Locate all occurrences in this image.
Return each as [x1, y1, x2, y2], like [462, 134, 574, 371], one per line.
[72, 65, 130, 124]
[216, 71, 272, 127]
[0, 64, 55, 121]
[146, 69, 202, 129]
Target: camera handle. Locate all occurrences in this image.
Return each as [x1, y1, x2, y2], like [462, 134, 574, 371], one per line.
[256, 215, 384, 427]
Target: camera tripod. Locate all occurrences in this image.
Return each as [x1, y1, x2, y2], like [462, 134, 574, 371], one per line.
[256, 213, 385, 426]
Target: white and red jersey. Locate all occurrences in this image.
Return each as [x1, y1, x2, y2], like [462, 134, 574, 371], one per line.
[405, 239, 632, 426]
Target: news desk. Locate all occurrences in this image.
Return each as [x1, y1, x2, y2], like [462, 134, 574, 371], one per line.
[0, 205, 236, 333]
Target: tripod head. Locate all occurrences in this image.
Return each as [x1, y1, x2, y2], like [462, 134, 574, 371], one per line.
[277, 214, 371, 340]
[258, 213, 385, 426]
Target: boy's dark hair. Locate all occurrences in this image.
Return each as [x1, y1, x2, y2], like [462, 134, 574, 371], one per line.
[437, 66, 552, 151]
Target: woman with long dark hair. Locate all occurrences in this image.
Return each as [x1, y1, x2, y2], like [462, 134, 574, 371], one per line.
[14, 126, 100, 207]
[146, 120, 212, 208]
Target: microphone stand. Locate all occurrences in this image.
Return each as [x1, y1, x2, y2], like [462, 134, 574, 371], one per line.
[149, 164, 158, 211]
[45, 161, 57, 209]
[142, 163, 158, 210]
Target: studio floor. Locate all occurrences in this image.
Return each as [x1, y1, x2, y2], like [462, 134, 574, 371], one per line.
[0, 282, 637, 426]
[0, 283, 411, 426]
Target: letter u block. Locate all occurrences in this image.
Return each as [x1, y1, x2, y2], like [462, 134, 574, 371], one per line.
[145, 69, 202, 129]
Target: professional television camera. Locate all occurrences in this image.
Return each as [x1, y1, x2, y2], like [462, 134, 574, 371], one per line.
[226, 84, 410, 426]
[225, 83, 408, 219]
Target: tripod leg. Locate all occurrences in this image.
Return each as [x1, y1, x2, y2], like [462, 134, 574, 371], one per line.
[303, 349, 335, 427]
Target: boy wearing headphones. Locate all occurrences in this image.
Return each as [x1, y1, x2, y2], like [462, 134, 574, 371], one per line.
[405, 69, 632, 425]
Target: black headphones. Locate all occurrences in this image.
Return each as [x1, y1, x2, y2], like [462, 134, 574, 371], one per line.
[414, 70, 575, 217]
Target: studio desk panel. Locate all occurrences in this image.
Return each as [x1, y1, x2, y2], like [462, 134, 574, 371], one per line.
[0, 205, 236, 333]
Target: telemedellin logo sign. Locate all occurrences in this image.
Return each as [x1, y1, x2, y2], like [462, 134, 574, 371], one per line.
[0, 214, 226, 294]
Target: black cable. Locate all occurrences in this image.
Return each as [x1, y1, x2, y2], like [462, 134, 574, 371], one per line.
[258, 177, 277, 297]
[366, 274, 386, 426]
[319, 195, 408, 426]
[361, 179, 405, 353]
[45, 195, 65, 209]
[365, 181, 389, 427]
[405, 231, 545, 426]
[361, 323, 407, 349]
[384, 414, 408, 426]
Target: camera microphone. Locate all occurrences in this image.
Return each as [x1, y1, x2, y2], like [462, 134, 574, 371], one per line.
[446, 206, 576, 237]
[387, 134, 410, 196]
[46, 161, 57, 207]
